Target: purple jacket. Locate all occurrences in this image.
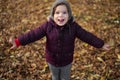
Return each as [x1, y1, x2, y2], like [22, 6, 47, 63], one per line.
[18, 19, 104, 67]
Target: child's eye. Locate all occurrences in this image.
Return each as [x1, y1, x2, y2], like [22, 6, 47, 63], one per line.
[63, 11, 67, 14]
[55, 11, 59, 14]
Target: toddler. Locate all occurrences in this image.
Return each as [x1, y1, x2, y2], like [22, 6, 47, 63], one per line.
[9, 0, 110, 80]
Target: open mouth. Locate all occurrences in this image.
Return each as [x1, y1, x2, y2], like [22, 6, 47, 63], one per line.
[58, 19, 64, 23]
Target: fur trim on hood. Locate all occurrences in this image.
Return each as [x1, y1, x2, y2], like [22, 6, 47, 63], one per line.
[49, 0, 73, 21]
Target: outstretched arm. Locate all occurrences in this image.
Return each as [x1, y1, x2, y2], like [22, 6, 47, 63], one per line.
[9, 22, 48, 49]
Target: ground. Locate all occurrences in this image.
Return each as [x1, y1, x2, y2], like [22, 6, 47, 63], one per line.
[0, 0, 120, 80]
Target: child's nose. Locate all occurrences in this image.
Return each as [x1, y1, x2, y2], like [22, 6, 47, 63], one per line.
[59, 13, 63, 16]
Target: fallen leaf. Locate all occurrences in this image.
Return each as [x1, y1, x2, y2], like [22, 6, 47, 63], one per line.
[97, 57, 104, 62]
[117, 54, 120, 60]
[100, 77, 105, 80]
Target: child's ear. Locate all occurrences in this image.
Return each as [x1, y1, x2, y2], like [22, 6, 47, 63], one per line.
[72, 17, 75, 22]
[70, 16, 75, 22]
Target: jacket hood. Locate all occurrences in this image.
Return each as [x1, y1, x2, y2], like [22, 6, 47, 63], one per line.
[49, 0, 73, 20]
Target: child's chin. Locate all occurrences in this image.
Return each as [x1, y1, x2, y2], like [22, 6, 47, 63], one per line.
[57, 22, 66, 26]
[58, 24, 65, 26]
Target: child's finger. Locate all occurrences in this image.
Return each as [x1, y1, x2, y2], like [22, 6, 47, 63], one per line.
[9, 37, 12, 43]
[10, 45, 16, 50]
[103, 44, 111, 51]
[9, 37, 14, 44]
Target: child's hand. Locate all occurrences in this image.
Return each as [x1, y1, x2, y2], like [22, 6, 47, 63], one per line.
[102, 44, 111, 51]
[9, 37, 17, 49]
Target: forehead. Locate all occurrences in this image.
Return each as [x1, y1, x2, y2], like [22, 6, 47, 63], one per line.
[55, 4, 68, 11]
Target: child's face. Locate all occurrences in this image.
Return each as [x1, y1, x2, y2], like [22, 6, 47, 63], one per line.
[53, 5, 69, 26]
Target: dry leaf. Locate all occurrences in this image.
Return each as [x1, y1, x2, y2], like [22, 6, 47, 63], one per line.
[97, 57, 104, 62]
[117, 54, 120, 60]
[42, 64, 49, 73]
[100, 77, 105, 80]
[108, 39, 115, 47]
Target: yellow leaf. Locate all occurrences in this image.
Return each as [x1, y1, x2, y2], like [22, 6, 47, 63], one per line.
[97, 57, 104, 62]
[10, 55, 14, 58]
[44, 0, 48, 2]
[21, 19, 28, 24]
[84, 64, 93, 68]
[42, 64, 49, 73]
[85, 16, 92, 21]
[117, 54, 120, 60]
[100, 77, 105, 80]
[108, 39, 115, 47]
[84, 43, 88, 47]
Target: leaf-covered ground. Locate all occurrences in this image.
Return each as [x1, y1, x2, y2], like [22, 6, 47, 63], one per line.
[0, 0, 120, 80]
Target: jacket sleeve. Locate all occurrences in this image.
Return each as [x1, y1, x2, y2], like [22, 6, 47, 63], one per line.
[18, 22, 48, 46]
[75, 22, 104, 48]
